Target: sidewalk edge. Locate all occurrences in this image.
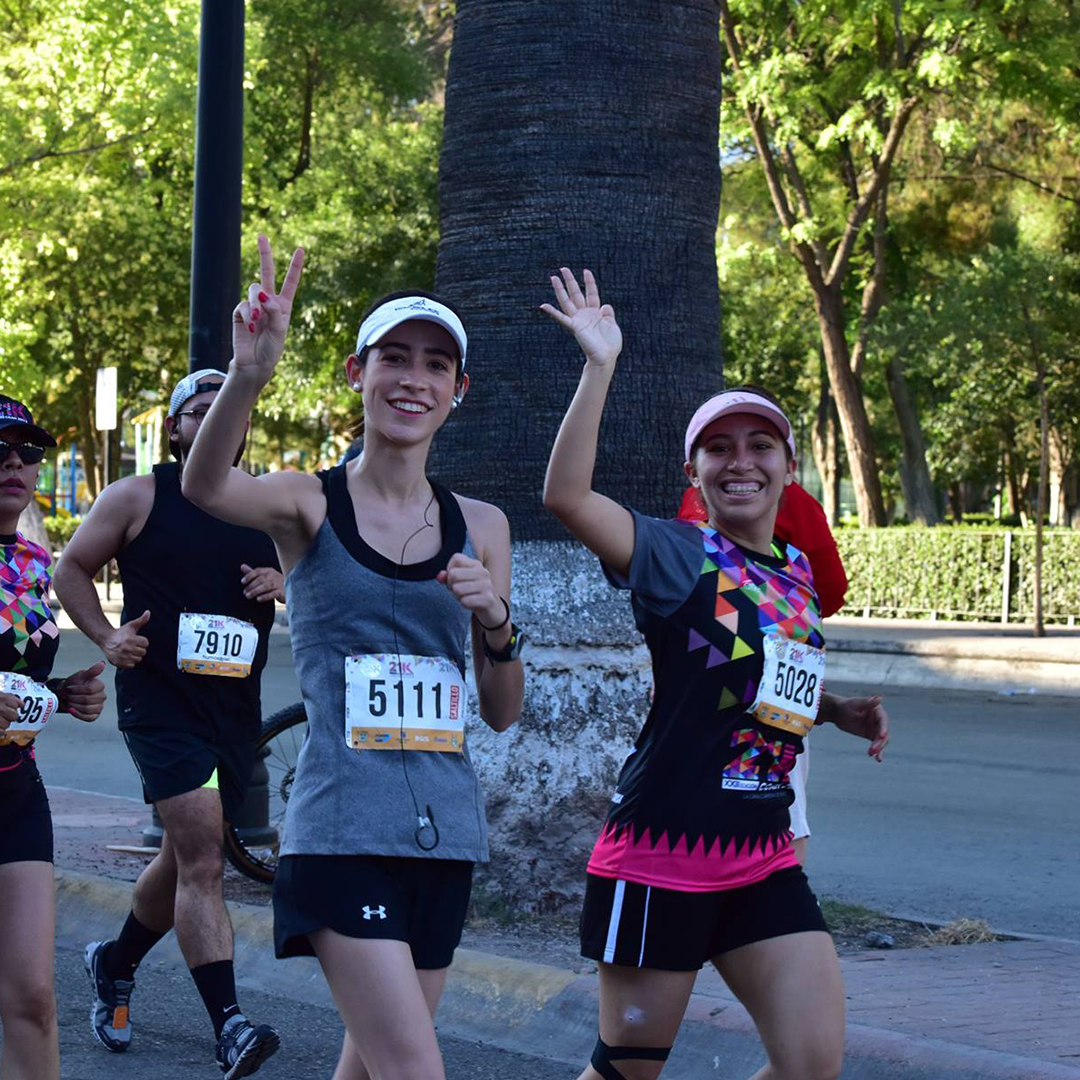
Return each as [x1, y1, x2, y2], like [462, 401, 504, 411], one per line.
[53, 868, 1080, 1080]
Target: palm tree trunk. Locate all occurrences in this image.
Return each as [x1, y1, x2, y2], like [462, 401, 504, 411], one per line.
[433, 0, 723, 538]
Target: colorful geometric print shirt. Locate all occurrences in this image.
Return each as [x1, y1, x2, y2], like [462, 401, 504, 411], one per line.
[588, 511, 825, 893]
[0, 533, 59, 772]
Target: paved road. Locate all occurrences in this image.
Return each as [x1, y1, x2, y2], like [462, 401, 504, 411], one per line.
[45, 943, 574, 1080]
[808, 681, 1079, 937]
[37, 631, 1080, 937]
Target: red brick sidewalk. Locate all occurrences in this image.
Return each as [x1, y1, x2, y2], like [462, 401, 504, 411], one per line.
[693, 940, 1080, 1070]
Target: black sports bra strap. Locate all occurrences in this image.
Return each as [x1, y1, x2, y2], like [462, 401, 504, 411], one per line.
[323, 464, 466, 580]
[429, 479, 466, 554]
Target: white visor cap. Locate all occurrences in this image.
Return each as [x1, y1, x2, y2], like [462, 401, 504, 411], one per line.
[355, 296, 467, 370]
[684, 390, 797, 461]
[168, 368, 227, 417]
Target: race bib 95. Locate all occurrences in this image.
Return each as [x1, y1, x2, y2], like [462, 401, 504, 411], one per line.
[177, 613, 258, 678]
[345, 654, 466, 753]
[0, 672, 59, 746]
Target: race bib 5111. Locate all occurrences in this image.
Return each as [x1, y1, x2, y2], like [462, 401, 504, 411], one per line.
[0, 672, 59, 746]
[177, 613, 258, 678]
[345, 653, 466, 753]
[749, 634, 826, 738]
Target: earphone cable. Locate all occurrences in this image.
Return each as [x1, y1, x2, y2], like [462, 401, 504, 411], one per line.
[390, 484, 440, 852]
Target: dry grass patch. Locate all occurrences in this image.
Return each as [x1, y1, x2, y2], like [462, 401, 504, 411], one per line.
[925, 917, 999, 946]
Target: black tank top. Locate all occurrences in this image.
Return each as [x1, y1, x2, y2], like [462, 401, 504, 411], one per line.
[114, 463, 278, 742]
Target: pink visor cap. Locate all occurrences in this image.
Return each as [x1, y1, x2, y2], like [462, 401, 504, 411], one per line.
[684, 391, 797, 461]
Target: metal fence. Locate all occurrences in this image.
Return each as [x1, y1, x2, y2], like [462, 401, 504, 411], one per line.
[834, 528, 1080, 624]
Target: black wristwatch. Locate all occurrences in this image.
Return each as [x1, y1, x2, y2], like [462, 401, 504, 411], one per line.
[482, 623, 526, 663]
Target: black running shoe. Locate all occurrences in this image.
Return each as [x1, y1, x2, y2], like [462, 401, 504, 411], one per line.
[84, 940, 134, 1052]
[215, 1015, 281, 1078]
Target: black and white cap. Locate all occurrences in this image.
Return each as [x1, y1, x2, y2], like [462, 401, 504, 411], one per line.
[355, 296, 467, 369]
[168, 368, 228, 417]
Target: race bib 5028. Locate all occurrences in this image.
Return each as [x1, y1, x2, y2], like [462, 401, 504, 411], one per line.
[345, 653, 466, 754]
[0, 672, 59, 746]
[749, 634, 825, 738]
[177, 613, 258, 678]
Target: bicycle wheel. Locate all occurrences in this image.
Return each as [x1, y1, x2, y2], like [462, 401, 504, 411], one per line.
[224, 702, 308, 883]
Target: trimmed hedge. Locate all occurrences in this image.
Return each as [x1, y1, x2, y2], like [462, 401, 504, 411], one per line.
[43, 515, 82, 547]
[834, 527, 1080, 623]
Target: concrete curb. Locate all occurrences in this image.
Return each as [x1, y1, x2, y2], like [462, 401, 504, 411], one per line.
[826, 646, 1080, 697]
[53, 869, 1080, 1080]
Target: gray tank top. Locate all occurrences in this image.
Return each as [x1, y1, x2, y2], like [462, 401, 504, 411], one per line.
[280, 465, 488, 862]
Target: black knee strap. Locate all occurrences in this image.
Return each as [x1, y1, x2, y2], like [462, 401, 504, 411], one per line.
[591, 1036, 671, 1080]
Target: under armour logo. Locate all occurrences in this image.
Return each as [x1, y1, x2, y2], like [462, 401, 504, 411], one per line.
[362, 905, 387, 920]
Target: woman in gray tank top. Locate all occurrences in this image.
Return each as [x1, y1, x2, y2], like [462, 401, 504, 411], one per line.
[184, 237, 525, 1080]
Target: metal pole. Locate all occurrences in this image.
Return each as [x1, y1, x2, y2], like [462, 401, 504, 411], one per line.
[188, 0, 245, 374]
[103, 436, 111, 600]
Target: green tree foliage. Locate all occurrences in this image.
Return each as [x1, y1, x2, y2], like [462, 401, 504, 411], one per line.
[717, 0, 1080, 526]
[0, 0, 444, 484]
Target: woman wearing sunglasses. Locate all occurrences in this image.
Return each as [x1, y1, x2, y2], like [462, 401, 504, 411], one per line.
[0, 395, 107, 1080]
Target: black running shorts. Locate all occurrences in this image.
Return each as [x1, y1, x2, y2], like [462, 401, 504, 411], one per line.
[273, 854, 473, 969]
[0, 762, 53, 865]
[122, 727, 257, 821]
[580, 866, 828, 971]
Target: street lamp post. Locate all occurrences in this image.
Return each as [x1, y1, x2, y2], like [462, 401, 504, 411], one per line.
[188, 0, 245, 374]
[145, 0, 275, 855]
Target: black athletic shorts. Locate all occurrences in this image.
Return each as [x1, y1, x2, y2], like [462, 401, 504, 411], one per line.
[122, 728, 257, 821]
[580, 866, 828, 971]
[0, 761, 53, 865]
[274, 854, 474, 970]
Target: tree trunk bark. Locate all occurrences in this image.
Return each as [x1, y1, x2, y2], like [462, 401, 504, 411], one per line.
[811, 361, 842, 526]
[77, 382, 100, 501]
[1033, 363, 1049, 637]
[433, 0, 723, 538]
[884, 355, 939, 525]
[814, 288, 888, 526]
[1003, 439, 1022, 520]
[1048, 422, 1070, 527]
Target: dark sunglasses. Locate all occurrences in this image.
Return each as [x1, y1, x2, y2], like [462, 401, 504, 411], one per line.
[0, 441, 46, 465]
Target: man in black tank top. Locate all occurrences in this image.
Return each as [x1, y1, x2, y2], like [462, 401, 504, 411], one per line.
[54, 371, 283, 1077]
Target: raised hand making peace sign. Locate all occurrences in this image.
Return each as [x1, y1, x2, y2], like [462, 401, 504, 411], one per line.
[541, 267, 623, 368]
[232, 233, 306, 382]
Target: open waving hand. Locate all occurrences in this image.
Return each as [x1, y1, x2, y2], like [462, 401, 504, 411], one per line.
[232, 234, 305, 384]
[540, 268, 623, 367]
[541, 266, 634, 576]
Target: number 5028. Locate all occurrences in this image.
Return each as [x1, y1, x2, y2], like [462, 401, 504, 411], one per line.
[774, 662, 816, 708]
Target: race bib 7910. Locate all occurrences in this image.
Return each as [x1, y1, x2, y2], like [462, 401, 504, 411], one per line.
[177, 613, 258, 678]
[749, 634, 825, 738]
[345, 653, 466, 753]
[0, 672, 60, 746]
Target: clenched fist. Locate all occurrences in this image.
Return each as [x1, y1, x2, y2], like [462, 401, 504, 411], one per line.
[54, 661, 108, 722]
[436, 554, 504, 629]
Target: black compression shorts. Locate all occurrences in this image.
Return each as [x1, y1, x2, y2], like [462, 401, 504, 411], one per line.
[0, 761, 53, 865]
[122, 727, 257, 821]
[273, 854, 473, 969]
[580, 866, 828, 971]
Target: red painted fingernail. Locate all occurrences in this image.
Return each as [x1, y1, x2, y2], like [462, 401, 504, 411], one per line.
[252, 309, 260, 320]
[248, 322, 255, 333]
[258, 291, 269, 303]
